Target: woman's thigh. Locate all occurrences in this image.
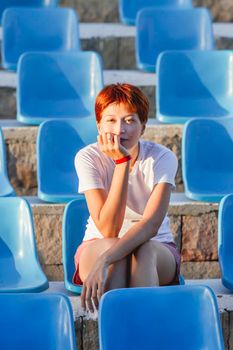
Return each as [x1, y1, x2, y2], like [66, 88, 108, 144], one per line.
[133, 240, 177, 286]
[79, 238, 119, 282]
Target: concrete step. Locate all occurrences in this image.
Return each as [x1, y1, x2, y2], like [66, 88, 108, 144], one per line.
[1, 120, 183, 196]
[46, 279, 233, 350]
[59, 0, 233, 23]
[26, 194, 220, 281]
[0, 23, 232, 71]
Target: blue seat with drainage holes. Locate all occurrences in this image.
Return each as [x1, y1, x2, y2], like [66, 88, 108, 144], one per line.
[156, 50, 233, 123]
[218, 193, 233, 291]
[0, 197, 48, 292]
[0, 0, 59, 24]
[99, 286, 224, 350]
[63, 198, 89, 294]
[136, 7, 214, 72]
[37, 118, 97, 203]
[17, 51, 103, 125]
[0, 293, 76, 350]
[119, 0, 192, 25]
[182, 118, 233, 202]
[0, 127, 15, 197]
[1, 7, 79, 71]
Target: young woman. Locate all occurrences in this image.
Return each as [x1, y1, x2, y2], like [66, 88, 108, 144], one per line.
[73, 83, 181, 312]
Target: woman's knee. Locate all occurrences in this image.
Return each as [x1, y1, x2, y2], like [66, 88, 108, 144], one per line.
[133, 240, 158, 262]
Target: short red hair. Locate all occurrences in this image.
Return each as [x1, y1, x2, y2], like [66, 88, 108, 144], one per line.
[95, 83, 149, 124]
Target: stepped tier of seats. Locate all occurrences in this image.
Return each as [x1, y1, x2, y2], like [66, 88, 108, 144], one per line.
[60, 0, 233, 22]
[48, 280, 233, 350]
[22, 195, 220, 281]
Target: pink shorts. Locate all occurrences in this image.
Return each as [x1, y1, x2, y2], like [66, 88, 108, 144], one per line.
[72, 239, 181, 286]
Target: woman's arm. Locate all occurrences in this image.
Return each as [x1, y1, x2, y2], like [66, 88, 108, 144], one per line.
[101, 182, 173, 264]
[84, 133, 131, 238]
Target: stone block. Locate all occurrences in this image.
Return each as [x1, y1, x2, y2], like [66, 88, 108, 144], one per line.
[32, 208, 64, 265]
[42, 264, 64, 281]
[61, 0, 119, 22]
[194, 0, 233, 22]
[181, 261, 221, 279]
[181, 211, 218, 261]
[82, 319, 99, 350]
[220, 311, 230, 350]
[0, 88, 16, 118]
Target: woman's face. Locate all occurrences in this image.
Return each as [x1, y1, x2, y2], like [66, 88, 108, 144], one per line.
[97, 102, 145, 151]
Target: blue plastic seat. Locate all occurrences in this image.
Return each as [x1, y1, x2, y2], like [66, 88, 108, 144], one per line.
[63, 198, 89, 294]
[156, 50, 233, 123]
[0, 0, 59, 24]
[182, 118, 233, 202]
[218, 194, 233, 291]
[119, 0, 192, 25]
[1, 7, 79, 71]
[99, 286, 224, 350]
[0, 293, 76, 350]
[0, 127, 15, 197]
[17, 51, 103, 124]
[37, 118, 97, 203]
[0, 197, 48, 292]
[136, 7, 214, 72]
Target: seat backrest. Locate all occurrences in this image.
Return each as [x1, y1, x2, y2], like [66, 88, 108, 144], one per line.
[136, 7, 214, 72]
[17, 51, 103, 124]
[119, 0, 192, 25]
[156, 50, 233, 121]
[182, 118, 233, 201]
[0, 293, 76, 350]
[0, 0, 58, 22]
[99, 285, 224, 350]
[2, 7, 79, 70]
[0, 198, 42, 275]
[62, 199, 89, 291]
[37, 118, 97, 202]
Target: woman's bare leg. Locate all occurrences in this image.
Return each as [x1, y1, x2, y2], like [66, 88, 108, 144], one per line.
[79, 238, 128, 291]
[130, 240, 176, 287]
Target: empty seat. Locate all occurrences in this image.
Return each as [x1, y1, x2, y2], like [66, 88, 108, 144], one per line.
[0, 127, 15, 197]
[156, 50, 233, 123]
[37, 118, 97, 203]
[182, 118, 233, 202]
[2, 7, 80, 70]
[0, 0, 58, 24]
[136, 7, 214, 72]
[119, 0, 192, 25]
[63, 198, 89, 294]
[0, 197, 48, 292]
[218, 193, 233, 291]
[0, 293, 76, 350]
[99, 286, 224, 350]
[17, 51, 103, 124]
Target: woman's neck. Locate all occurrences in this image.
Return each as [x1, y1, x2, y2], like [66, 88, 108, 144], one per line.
[129, 142, 140, 170]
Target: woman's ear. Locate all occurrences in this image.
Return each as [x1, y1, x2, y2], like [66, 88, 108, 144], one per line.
[97, 122, 101, 134]
[141, 123, 146, 135]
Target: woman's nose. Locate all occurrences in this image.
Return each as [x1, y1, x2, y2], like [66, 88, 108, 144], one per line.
[114, 122, 125, 135]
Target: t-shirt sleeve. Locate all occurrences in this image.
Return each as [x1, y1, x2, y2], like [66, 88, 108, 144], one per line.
[74, 148, 105, 194]
[152, 150, 178, 189]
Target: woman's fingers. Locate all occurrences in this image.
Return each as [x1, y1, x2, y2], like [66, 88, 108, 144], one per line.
[92, 284, 99, 310]
[86, 285, 94, 313]
[81, 284, 87, 311]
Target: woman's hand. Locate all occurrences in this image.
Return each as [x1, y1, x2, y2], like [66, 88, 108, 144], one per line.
[97, 132, 129, 161]
[81, 256, 109, 313]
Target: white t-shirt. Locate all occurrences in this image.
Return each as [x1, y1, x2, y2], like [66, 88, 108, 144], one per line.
[75, 140, 178, 242]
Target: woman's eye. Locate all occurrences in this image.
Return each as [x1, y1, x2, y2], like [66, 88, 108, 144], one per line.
[125, 119, 133, 124]
[106, 119, 115, 123]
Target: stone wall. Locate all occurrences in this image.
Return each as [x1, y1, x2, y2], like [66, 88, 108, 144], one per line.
[61, 0, 233, 22]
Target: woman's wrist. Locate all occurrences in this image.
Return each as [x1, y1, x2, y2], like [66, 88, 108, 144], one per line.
[114, 155, 131, 164]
